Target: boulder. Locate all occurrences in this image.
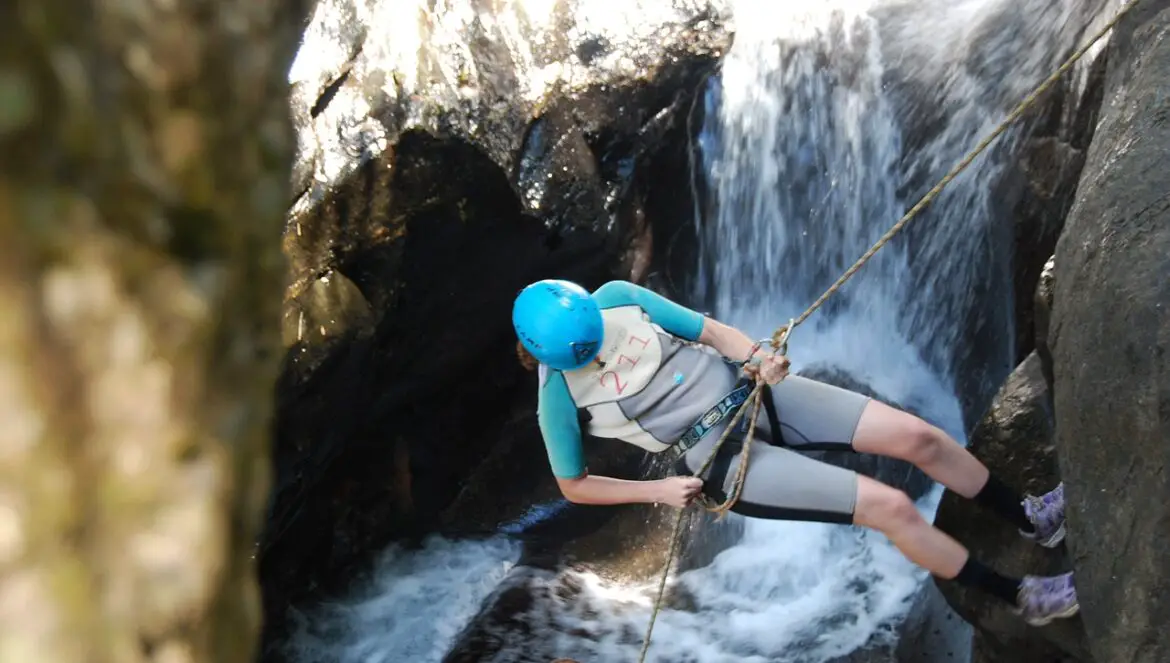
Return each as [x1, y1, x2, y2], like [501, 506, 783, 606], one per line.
[1049, 2, 1170, 662]
[0, 1, 304, 662]
[934, 353, 1087, 662]
[258, 1, 733, 654]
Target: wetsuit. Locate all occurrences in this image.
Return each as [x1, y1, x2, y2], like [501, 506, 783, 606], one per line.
[537, 280, 871, 523]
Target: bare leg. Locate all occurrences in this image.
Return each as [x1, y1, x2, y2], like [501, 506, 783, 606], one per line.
[851, 399, 989, 498]
[852, 474, 968, 578]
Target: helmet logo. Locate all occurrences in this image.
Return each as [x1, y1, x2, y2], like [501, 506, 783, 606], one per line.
[572, 341, 598, 364]
[518, 330, 542, 350]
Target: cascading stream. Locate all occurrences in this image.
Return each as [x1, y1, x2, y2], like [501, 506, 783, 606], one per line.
[283, 0, 1114, 660]
[699, 0, 1112, 397]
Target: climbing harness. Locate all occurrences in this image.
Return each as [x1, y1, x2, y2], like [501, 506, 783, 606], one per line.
[635, 3, 1142, 661]
[673, 381, 753, 453]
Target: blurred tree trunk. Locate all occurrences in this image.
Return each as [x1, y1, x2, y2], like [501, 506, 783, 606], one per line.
[0, 1, 308, 661]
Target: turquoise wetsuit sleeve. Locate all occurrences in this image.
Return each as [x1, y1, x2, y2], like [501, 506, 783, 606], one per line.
[591, 280, 705, 341]
[537, 368, 586, 479]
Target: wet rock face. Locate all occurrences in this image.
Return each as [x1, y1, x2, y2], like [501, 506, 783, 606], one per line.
[259, 0, 731, 653]
[1050, 3, 1170, 662]
[1008, 49, 1107, 365]
[0, 0, 306, 661]
[934, 353, 1086, 662]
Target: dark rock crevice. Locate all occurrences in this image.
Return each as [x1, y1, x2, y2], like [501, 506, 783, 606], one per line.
[310, 62, 356, 119]
[262, 128, 615, 653]
[1009, 47, 1109, 366]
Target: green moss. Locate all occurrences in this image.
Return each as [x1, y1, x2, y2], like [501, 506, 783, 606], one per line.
[0, 69, 35, 136]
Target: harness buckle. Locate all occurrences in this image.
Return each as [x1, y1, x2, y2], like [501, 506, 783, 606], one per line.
[673, 381, 752, 455]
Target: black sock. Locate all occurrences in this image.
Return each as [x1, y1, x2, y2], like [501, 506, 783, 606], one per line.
[953, 557, 1022, 606]
[973, 474, 1033, 533]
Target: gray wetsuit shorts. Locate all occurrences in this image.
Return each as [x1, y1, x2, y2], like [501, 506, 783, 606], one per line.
[679, 375, 871, 524]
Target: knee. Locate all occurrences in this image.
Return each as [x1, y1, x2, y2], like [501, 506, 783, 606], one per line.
[900, 420, 946, 466]
[857, 484, 923, 534]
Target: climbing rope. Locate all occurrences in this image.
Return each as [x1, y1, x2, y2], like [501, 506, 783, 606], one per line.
[635, 2, 1139, 661]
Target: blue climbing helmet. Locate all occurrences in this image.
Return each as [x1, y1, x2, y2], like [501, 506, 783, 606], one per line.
[512, 279, 604, 370]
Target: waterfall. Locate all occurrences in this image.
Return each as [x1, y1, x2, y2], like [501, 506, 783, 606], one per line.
[282, 0, 1114, 661]
[696, 2, 946, 417]
[698, 0, 1112, 408]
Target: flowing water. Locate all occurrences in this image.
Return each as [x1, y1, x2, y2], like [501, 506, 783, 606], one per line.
[283, 0, 1114, 660]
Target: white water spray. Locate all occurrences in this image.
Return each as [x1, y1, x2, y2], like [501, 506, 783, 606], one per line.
[283, 537, 522, 663]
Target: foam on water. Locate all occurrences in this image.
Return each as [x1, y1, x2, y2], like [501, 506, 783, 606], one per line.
[541, 498, 940, 662]
[283, 537, 522, 663]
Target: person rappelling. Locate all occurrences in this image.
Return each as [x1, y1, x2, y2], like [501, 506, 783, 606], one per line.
[512, 278, 1078, 626]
